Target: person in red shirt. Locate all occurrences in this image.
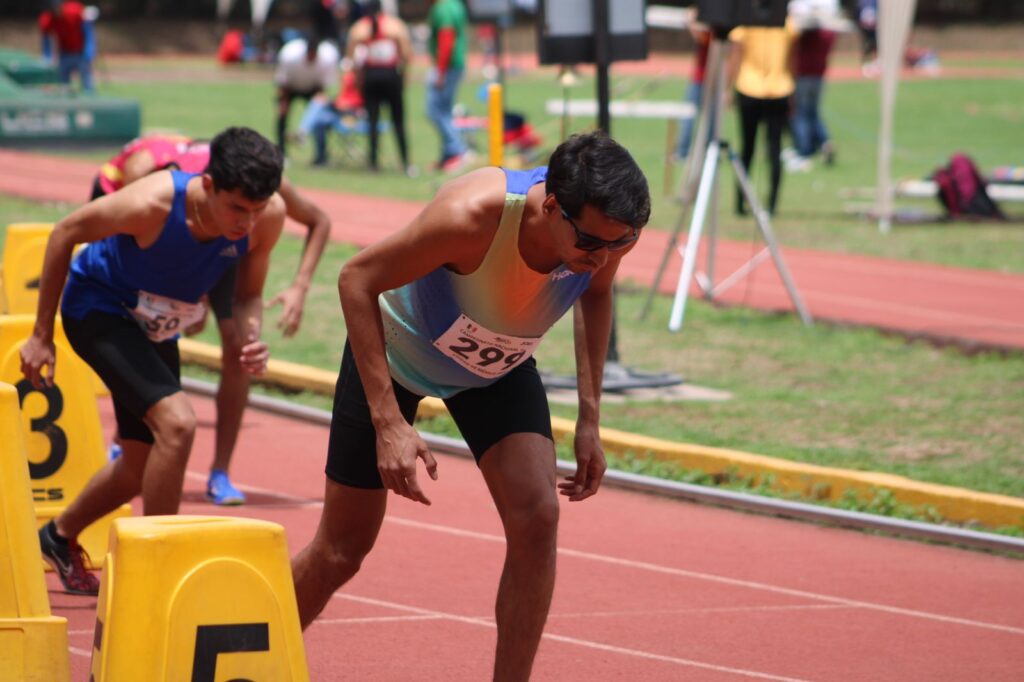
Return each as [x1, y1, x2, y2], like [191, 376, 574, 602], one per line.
[39, 0, 96, 92]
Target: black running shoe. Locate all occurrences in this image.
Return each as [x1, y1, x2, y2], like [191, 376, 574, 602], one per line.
[39, 521, 100, 596]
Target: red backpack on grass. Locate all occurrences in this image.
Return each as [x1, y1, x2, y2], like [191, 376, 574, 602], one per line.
[932, 153, 1005, 220]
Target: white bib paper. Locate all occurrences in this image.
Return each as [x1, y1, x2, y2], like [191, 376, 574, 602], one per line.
[366, 39, 398, 64]
[130, 291, 206, 343]
[433, 314, 540, 379]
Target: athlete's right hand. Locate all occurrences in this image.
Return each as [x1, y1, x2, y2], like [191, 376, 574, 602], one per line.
[20, 336, 56, 389]
[376, 422, 439, 506]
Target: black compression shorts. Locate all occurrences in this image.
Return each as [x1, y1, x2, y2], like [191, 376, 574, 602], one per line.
[325, 340, 554, 489]
[206, 261, 239, 322]
[63, 311, 181, 445]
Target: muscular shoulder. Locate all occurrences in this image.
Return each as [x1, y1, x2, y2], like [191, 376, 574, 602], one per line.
[125, 171, 177, 217]
[432, 167, 507, 239]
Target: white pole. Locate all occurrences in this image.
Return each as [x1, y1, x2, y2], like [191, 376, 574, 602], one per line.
[669, 139, 720, 332]
[876, 0, 917, 234]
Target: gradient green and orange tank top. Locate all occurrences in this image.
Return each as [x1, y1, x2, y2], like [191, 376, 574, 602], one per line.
[380, 167, 591, 398]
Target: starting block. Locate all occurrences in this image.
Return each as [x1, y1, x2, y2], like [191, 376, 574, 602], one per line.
[1, 222, 109, 398]
[0, 314, 131, 571]
[90, 516, 309, 681]
[0, 382, 70, 682]
[1, 223, 52, 316]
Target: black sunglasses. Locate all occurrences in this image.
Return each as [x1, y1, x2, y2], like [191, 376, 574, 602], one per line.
[560, 209, 638, 252]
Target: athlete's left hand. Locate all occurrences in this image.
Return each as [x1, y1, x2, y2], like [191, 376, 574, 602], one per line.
[239, 328, 269, 376]
[560, 420, 606, 502]
[266, 284, 306, 338]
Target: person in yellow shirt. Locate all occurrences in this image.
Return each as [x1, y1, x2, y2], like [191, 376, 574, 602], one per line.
[728, 20, 799, 216]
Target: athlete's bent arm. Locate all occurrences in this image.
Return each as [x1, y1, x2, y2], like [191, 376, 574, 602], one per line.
[562, 247, 634, 502]
[233, 196, 286, 376]
[20, 174, 174, 388]
[268, 178, 331, 337]
[338, 171, 500, 504]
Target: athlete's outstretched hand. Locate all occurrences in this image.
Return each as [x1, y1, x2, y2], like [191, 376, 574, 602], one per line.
[376, 421, 439, 505]
[266, 284, 307, 338]
[559, 420, 606, 502]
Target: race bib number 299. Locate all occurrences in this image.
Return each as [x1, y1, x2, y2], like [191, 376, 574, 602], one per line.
[433, 314, 540, 379]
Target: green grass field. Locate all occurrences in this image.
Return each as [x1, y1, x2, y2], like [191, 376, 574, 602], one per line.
[85, 56, 1024, 272]
[2, 54, 1022, 526]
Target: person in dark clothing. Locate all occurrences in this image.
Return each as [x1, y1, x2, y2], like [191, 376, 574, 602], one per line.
[345, 0, 414, 174]
[728, 21, 799, 216]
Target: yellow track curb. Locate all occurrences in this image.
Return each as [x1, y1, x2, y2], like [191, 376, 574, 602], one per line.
[178, 339, 1024, 530]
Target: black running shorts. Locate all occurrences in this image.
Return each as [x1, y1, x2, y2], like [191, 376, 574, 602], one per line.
[62, 311, 181, 444]
[325, 340, 554, 489]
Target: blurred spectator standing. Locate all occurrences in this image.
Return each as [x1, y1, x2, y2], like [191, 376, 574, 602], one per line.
[856, 0, 878, 75]
[676, 9, 714, 161]
[39, 0, 97, 93]
[346, 0, 413, 174]
[427, 0, 470, 171]
[790, 3, 838, 167]
[728, 18, 799, 215]
[275, 36, 340, 159]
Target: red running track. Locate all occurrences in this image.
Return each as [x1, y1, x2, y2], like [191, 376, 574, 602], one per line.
[47, 395, 1024, 680]
[2, 148, 1023, 350]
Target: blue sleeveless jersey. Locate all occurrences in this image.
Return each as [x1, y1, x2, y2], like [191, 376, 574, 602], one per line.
[380, 166, 592, 398]
[61, 171, 249, 321]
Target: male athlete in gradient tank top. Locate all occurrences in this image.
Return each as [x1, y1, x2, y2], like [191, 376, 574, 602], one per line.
[291, 131, 651, 681]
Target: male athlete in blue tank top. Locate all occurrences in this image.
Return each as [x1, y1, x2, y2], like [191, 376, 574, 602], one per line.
[89, 136, 333, 506]
[291, 132, 651, 680]
[20, 127, 286, 597]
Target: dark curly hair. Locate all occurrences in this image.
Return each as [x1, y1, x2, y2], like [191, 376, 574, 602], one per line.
[545, 131, 651, 229]
[206, 127, 283, 201]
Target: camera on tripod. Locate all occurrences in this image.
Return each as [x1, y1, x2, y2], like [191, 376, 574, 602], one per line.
[697, 0, 787, 30]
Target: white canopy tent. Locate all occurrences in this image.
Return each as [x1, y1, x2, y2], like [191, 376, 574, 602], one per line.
[216, 0, 277, 28]
[875, 0, 918, 234]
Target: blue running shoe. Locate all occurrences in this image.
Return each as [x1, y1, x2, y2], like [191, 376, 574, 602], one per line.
[206, 470, 246, 506]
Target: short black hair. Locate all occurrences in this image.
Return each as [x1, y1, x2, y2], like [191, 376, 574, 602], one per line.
[546, 131, 651, 230]
[206, 127, 283, 201]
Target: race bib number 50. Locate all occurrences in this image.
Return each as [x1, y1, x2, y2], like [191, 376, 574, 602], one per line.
[433, 314, 540, 379]
[130, 291, 206, 343]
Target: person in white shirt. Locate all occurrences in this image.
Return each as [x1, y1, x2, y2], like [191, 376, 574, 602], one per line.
[275, 36, 340, 158]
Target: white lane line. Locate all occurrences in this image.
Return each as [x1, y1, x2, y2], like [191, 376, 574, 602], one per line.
[548, 604, 851, 620]
[175, 476, 1023, 636]
[329, 593, 811, 682]
[316, 614, 447, 625]
[384, 515, 1024, 636]
[69, 646, 91, 658]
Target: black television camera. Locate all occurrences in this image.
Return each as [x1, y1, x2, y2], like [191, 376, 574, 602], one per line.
[697, 0, 787, 30]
